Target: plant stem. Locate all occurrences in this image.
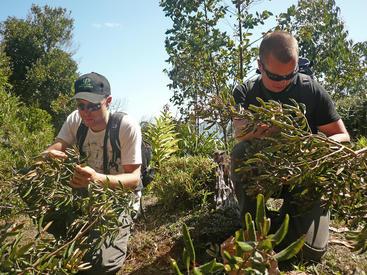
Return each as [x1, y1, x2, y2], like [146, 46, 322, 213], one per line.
[28, 218, 98, 271]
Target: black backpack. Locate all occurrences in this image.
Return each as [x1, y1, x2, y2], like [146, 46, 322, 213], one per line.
[76, 112, 154, 187]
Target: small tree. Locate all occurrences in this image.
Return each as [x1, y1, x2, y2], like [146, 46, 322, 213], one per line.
[276, 0, 367, 97]
[0, 4, 78, 127]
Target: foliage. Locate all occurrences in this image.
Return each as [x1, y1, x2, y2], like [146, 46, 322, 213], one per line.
[355, 136, 367, 150]
[161, 0, 272, 143]
[151, 156, 217, 211]
[1, 148, 136, 273]
[161, 0, 234, 118]
[0, 89, 54, 178]
[144, 110, 180, 170]
[176, 122, 222, 157]
[347, 225, 367, 254]
[212, 93, 367, 252]
[0, 4, 78, 127]
[336, 92, 367, 139]
[226, 98, 366, 223]
[197, 89, 235, 151]
[171, 194, 305, 274]
[276, 0, 367, 96]
[0, 222, 89, 274]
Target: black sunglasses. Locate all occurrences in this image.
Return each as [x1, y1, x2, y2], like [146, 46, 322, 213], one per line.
[260, 62, 298, 81]
[77, 102, 102, 112]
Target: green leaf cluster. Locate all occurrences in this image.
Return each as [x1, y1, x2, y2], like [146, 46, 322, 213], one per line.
[145, 110, 180, 170]
[0, 4, 78, 128]
[161, 0, 273, 146]
[150, 156, 217, 211]
[1, 148, 136, 272]
[176, 122, 223, 157]
[276, 0, 367, 97]
[172, 194, 305, 274]
[225, 99, 367, 224]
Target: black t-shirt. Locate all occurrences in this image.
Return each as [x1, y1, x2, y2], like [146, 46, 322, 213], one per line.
[233, 73, 340, 133]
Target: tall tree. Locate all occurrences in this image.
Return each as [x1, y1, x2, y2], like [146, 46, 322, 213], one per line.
[276, 0, 367, 96]
[161, 0, 272, 147]
[161, 0, 235, 121]
[0, 4, 78, 127]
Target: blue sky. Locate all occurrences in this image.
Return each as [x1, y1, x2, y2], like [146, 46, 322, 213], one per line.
[0, 0, 366, 122]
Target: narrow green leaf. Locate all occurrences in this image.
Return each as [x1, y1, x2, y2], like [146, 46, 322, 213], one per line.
[274, 235, 305, 261]
[245, 213, 256, 241]
[182, 223, 195, 262]
[263, 218, 271, 236]
[255, 194, 265, 235]
[271, 214, 289, 246]
[170, 258, 183, 275]
[236, 241, 254, 253]
[183, 248, 190, 272]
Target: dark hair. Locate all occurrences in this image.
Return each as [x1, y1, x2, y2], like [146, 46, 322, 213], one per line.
[259, 31, 299, 64]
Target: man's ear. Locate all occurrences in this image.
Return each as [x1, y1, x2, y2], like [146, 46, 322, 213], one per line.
[106, 96, 112, 105]
[257, 59, 263, 72]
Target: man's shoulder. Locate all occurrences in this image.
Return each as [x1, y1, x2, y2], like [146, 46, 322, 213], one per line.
[234, 77, 260, 97]
[295, 73, 327, 97]
[111, 112, 141, 132]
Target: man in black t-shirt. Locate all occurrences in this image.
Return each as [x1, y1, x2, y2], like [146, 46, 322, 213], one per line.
[231, 31, 350, 261]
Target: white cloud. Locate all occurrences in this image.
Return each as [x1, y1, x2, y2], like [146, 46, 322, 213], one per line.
[104, 22, 121, 28]
[92, 22, 121, 29]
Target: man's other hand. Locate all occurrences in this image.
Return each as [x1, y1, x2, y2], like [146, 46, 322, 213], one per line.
[70, 165, 99, 189]
[43, 149, 67, 159]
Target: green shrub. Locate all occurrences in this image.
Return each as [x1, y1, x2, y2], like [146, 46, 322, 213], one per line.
[336, 93, 367, 139]
[176, 123, 223, 157]
[151, 156, 217, 210]
[0, 89, 54, 178]
[145, 111, 179, 170]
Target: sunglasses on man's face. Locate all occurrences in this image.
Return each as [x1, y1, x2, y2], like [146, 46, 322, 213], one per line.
[260, 62, 298, 82]
[77, 102, 102, 112]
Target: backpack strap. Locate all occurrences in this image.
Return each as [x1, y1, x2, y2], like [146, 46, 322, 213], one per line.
[106, 112, 125, 173]
[76, 122, 88, 157]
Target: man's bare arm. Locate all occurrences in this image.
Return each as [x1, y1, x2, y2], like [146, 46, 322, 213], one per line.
[318, 119, 350, 143]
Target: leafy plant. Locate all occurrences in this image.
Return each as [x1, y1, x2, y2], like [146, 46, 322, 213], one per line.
[145, 110, 180, 170]
[151, 156, 217, 211]
[216, 94, 367, 223]
[0, 4, 78, 124]
[211, 93, 367, 253]
[0, 222, 89, 274]
[277, 0, 367, 97]
[336, 92, 367, 139]
[172, 194, 305, 274]
[347, 225, 367, 254]
[176, 122, 222, 157]
[2, 148, 136, 273]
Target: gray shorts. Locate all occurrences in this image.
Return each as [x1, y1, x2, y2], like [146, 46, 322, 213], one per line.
[79, 213, 132, 275]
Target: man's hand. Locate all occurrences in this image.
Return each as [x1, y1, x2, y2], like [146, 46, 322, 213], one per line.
[70, 165, 100, 189]
[43, 149, 67, 159]
[234, 118, 279, 142]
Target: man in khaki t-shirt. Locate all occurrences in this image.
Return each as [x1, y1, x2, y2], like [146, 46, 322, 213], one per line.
[44, 72, 142, 275]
